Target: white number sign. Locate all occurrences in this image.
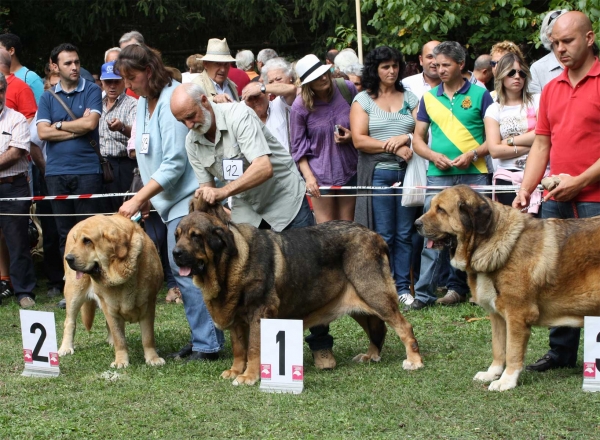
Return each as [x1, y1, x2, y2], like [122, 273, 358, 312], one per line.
[583, 316, 600, 392]
[20, 310, 60, 377]
[259, 319, 303, 394]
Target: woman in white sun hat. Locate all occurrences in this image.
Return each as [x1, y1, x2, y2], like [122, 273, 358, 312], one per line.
[290, 54, 358, 224]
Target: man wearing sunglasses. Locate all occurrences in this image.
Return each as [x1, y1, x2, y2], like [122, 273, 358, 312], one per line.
[514, 11, 600, 373]
[529, 9, 568, 93]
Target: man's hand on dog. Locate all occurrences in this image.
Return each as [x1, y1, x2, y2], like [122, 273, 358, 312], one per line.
[195, 186, 227, 204]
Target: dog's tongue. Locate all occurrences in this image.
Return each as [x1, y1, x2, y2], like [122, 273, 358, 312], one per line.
[179, 267, 192, 277]
[76, 271, 84, 280]
[426, 239, 434, 249]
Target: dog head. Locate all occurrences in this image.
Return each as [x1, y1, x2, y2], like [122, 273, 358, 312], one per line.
[65, 214, 145, 286]
[173, 211, 237, 297]
[415, 185, 494, 270]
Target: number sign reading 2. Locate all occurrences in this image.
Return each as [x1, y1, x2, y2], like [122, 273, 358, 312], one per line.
[20, 310, 60, 377]
[260, 319, 303, 394]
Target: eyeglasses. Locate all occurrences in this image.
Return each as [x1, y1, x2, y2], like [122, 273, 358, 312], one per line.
[490, 61, 498, 68]
[507, 69, 527, 79]
[547, 10, 562, 26]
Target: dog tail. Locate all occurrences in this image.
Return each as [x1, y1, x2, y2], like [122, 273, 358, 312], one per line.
[81, 300, 96, 331]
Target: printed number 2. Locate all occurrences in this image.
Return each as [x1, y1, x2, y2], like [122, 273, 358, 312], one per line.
[276, 330, 285, 376]
[226, 165, 238, 177]
[30, 323, 48, 362]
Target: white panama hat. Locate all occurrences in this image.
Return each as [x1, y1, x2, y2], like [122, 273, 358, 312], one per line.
[295, 54, 331, 86]
[202, 38, 236, 63]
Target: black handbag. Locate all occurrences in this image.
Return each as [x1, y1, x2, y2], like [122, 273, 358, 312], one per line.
[48, 89, 114, 184]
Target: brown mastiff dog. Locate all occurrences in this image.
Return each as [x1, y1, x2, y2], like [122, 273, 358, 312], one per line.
[415, 184, 600, 391]
[58, 215, 164, 368]
[172, 198, 423, 385]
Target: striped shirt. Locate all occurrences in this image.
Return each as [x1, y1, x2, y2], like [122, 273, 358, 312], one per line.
[100, 91, 137, 157]
[353, 90, 418, 170]
[0, 106, 30, 178]
[417, 79, 493, 176]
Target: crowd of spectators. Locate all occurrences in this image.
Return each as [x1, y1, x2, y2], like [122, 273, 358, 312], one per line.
[0, 9, 597, 373]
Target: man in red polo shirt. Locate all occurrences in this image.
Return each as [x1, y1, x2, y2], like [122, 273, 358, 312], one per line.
[514, 11, 600, 372]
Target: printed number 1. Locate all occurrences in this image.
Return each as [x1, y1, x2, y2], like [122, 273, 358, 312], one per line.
[276, 330, 285, 376]
[30, 323, 48, 362]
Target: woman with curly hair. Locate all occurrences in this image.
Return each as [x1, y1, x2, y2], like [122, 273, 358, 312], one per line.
[350, 46, 421, 305]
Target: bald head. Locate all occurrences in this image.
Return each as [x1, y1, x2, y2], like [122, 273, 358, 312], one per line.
[555, 11, 593, 34]
[422, 40, 441, 55]
[420, 40, 441, 80]
[170, 83, 213, 132]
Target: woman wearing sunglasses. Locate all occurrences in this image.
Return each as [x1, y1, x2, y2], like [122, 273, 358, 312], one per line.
[484, 52, 541, 209]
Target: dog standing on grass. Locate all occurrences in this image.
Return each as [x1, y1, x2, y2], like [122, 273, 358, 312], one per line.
[58, 215, 164, 368]
[172, 196, 423, 386]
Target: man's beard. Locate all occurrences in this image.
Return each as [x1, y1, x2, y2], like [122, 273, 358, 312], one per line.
[193, 106, 212, 135]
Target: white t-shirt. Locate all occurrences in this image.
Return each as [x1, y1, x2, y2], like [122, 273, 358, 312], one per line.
[484, 94, 540, 170]
[265, 96, 291, 152]
[181, 72, 201, 84]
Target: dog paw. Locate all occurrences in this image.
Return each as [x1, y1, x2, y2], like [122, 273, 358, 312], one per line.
[352, 353, 381, 363]
[402, 359, 424, 370]
[146, 356, 165, 366]
[488, 379, 516, 391]
[474, 370, 502, 383]
[110, 360, 129, 369]
[221, 369, 241, 380]
[232, 374, 258, 386]
[58, 346, 74, 356]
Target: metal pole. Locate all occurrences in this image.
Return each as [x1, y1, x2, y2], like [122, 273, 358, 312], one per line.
[355, 0, 363, 63]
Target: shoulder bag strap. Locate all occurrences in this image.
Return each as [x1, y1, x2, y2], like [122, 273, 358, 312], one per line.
[47, 88, 104, 162]
[334, 78, 352, 106]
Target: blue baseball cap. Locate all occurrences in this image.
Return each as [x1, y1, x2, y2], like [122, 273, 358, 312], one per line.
[100, 61, 121, 80]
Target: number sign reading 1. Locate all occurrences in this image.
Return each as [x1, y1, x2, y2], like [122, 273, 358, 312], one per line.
[260, 319, 303, 394]
[20, 310, 60, 377]
[222, 159, 243, 181]
[583, 316, 600, 392]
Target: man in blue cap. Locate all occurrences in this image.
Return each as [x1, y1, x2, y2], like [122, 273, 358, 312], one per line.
[99, 60, 137, 213]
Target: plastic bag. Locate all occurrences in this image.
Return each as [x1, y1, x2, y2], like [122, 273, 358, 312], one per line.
[401, 153, 427, 207]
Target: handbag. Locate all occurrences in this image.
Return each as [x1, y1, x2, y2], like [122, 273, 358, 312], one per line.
[401, 152, 427, 207]
[47, 89, 114, 184]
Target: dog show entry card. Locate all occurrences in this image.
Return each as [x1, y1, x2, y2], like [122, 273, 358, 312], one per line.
[583, 316, 600, 392]
[260, 319, 303, 394]
[19, 310, 60, 378]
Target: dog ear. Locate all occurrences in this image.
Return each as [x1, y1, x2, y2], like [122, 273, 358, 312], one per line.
[189, 193, 230, 224]
[211, 227, 237, 257]
[459, 195, 493, 236]
[103, 227, 129, 260]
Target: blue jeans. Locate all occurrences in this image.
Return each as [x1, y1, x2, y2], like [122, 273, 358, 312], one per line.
[167, 217, 225, 353]
[372, 167, 420, 295]
[45, 173, 107, 258]
[542, 200, 600, 365]
[413, 174, 488, 304]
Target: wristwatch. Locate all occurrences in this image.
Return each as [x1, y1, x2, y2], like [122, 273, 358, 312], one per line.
[260, 84, 266, 94]
[507, 137, 515, 146]
[471, 150, 479, 162]
[55, 121, 63, 130]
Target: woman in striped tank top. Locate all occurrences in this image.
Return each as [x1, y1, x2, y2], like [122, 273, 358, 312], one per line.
[350, 46, 421, 306]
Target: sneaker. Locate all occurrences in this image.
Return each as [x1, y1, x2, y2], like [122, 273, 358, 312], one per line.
[57, 298, 67, 309]
[0, 280, 14, 299]
[312, 349, 336, 370]
[435, 290, 467, 306]
[403, 299, 430, 312]
[165, 287, 182, 304]
[19, 296, 36, 309]
[47, 287, 62, 298]
[398, 293, 414, 305]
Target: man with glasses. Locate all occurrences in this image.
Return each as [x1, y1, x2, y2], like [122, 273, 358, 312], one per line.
[529, 10, 568, 93]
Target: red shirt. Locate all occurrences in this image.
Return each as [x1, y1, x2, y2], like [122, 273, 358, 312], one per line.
[126, 88, 139, 99]
[536, 58, 600, 202]
[228, 67, 250, 96]
[6, 74, 37, 120]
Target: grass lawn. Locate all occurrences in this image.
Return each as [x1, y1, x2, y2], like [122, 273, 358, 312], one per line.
[2, 284, 600, 439]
